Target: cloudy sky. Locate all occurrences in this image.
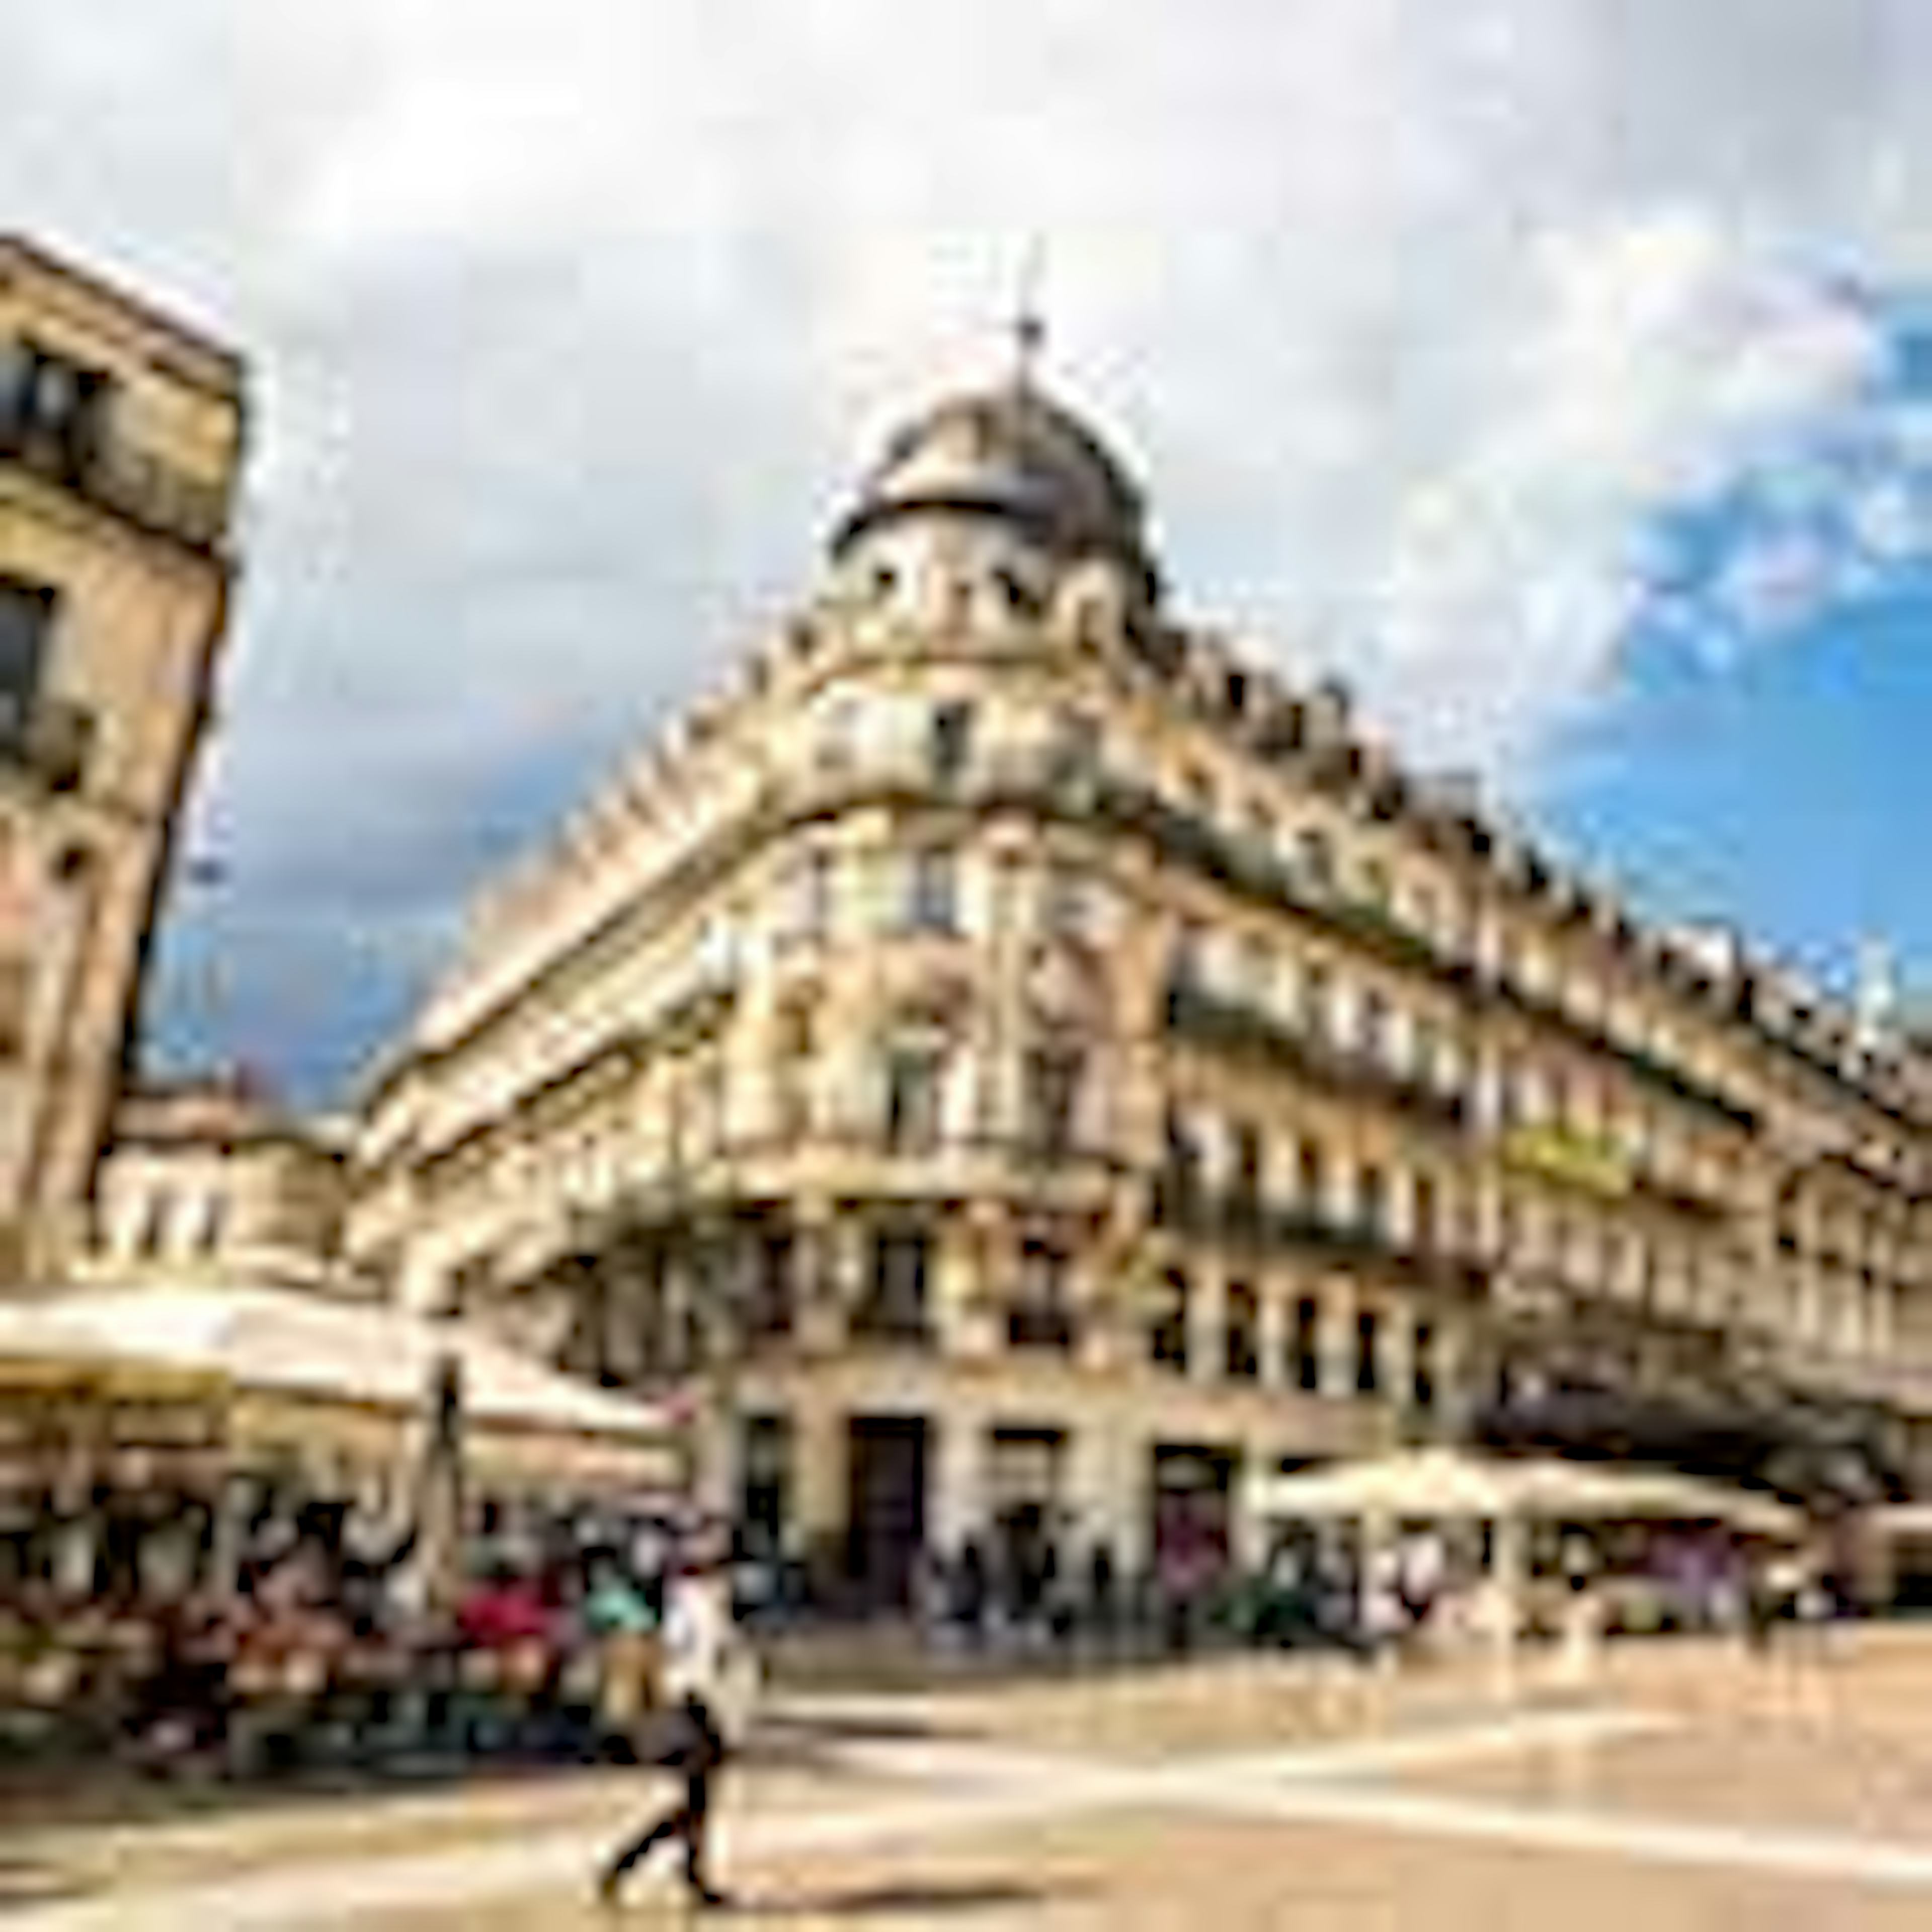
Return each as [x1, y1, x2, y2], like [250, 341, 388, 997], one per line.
[8, 1, 1931, 1100]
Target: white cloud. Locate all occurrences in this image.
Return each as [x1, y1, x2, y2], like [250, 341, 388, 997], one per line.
[4, 0, 1926, 1092]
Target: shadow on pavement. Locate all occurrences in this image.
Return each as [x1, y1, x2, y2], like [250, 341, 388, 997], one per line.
[729, 1877, 1072, 1918]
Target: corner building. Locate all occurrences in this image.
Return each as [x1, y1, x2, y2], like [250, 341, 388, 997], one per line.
[352, 376, 1932, 1609]
[0, 238, 245, 1276]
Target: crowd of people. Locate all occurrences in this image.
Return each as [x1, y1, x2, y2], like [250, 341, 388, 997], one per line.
[0, 1482, 715, 1785]
[892, 1517, 1866, 1672]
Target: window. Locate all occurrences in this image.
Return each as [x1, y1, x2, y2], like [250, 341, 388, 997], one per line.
[1169, 920, 1203, 993]
[1225, 1283, 1259, 1379]
[1298, 1140, 1327, 1218]
[1150, 1269, 1190, 1373]
[135, 1189, 171, 1259]
[0, 581, 54, 738]
[1049, 708, 1101, 786]
[1160, 1104, 1201, 1220]
[750, 1235, 796, 1335]
[816, 696, 859, 771]
[906, 846, 958, 933]
[1238, 934, 1271, 1001]
[1356, 1310, 1381, 1393]
[1412, 1172, 1439, 1253]
[1298, 827, 1334, 894]
[802, 849, 836, 942]
[1294, 1296, 1321, 1390]
[1358, 987, 1390, 1063]
[1231, 1120, 1264, 1221]
[1042, 862, 1089, 940]
[884, 1043, 944, 1152]
[861, 1228, 931, 1339]
[1360, 858, 1392, 909]
[0, 955, 31, 1061]
[698, 1050, 728, 1154]
[929, 701, 975, 783]
[4, 345, 108, 479]
[1010, 1240, 1074, 1350]
[1302, 960, 1331, 1039]
[1356, 1164, 1389, 1238]
[991, 562, 1042, 617]
[1023, 1046, 1083, 1160]
[196, 1193, 226, 1256]
[1412, 1322, 1436, 1409]
[775, 1000, 816, 1136]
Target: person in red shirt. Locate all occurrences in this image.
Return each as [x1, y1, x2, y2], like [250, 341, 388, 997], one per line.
[457, 1561, 553, 1650]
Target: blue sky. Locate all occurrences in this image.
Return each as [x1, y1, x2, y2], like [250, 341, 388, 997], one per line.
[1541, 301, 1932, 1003]
[10, 1, 1928, 1106]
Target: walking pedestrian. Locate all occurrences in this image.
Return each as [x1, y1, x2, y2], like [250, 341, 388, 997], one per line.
[597, 1532, 747, 1911]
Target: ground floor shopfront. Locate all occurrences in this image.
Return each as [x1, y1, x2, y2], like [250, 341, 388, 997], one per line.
[726, 1355, 1399, 1612]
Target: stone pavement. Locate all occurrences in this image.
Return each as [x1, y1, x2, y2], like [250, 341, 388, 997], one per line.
[12, 1631, 1932, 1927]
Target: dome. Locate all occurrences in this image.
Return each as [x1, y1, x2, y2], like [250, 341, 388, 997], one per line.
[831, 379, 1156, 590]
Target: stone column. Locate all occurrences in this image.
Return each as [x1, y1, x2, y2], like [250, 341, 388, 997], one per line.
[1189, 1262, 1226, 1387]
[1320, 1278, 1356, 1399]
[1379, 1306, 1414, 1417]
[941, 1213, 998, 1359]
[1256, 1285, 1289, 1391]
[790, 1393, 849, 1606]
[928, 1408, 984, 1564]
[1071, 1414, 1145, 1576]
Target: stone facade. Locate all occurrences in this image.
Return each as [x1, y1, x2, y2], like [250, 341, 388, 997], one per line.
[349, 374, 1932, 1604]
[80, 1073, 351, 1293]
[0, 236, 245, 1276]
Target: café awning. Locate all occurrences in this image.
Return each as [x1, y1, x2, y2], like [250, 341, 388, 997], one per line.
[0, 1279, 683, 1491]
[1249, 1445, 1797, 1536]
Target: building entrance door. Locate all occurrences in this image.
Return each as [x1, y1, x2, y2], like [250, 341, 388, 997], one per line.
[846, 1415, 927, 1612]
[1150, 1444, 1237, 1597]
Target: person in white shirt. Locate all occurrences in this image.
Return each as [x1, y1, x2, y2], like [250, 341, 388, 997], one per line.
[599, 1536, 752, 1911]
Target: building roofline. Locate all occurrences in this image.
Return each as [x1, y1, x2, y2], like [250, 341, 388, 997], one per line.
[0, 231, 245, 398]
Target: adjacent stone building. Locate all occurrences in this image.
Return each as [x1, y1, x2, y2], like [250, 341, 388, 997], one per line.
[80, 1071, 351, 1294]
[0, 237, 246, 1276]
[349, 370, 1932, 1607]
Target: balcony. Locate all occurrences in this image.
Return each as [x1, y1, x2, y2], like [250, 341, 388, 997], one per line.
[1006, 1302, 1078, 1351]
[849, 1300, 932, 1347]
[0, 693, 93, 794]
[1163, 979, 1469, 1137]
[1, 401, 230, 554]
[1148, 1171, 1488, 1301]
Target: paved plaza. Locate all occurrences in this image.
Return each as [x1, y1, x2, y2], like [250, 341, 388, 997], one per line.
[11, 1631, 1932, 1927]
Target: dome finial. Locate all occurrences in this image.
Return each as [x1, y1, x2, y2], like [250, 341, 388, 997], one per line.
[1010, 236, 1048, 391]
